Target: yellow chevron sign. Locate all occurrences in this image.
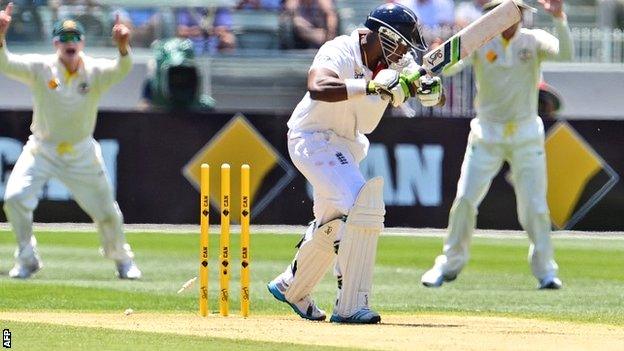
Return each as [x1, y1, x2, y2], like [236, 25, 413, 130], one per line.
[545, 122, 618, 229]
[183, 114, 295, 222]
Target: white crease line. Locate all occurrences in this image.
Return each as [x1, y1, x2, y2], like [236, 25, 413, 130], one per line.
[0, 223, 623, 240]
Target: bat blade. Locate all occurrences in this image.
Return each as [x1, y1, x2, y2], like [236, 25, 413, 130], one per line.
[422, 0, 521, 74]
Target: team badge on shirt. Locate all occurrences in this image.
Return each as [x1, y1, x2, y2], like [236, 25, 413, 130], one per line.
[518, 48, 533, 62]
[316, 55, 332, 63]
[486, 50, 497, 63]
[335, 152, 348, 165]
[78, 82, 90, 94]
[47, 78, 60, 90]
[354, 68, 364, 79]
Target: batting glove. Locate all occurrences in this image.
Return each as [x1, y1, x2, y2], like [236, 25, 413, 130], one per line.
[416, 76, 443, 107]
[367, 69, 410, 107]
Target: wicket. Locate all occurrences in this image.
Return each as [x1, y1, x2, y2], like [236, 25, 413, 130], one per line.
[240, 164, 251, 317]
[199, 163, 251, 317]
[220, 164, 230, 316]
[199, 164, 209, 317]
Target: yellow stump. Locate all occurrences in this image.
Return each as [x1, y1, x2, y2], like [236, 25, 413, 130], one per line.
[199, 164, 209, 317]
[219, 164, 231, 317]
[240, 164, 251, 317]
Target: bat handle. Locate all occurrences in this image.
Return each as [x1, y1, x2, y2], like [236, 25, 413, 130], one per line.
[404, 67, 428, 85]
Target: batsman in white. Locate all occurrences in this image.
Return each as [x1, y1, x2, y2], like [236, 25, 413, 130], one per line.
[0, 3, 141, 279]
[267, 3, 444, 324]
[421, 0, 572, 289]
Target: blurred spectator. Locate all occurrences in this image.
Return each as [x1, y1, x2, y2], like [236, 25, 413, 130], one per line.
[51, 0, 109, 45]
[115, 7, 165, 48]
[397, 0, 455, 28]
[281, 0, 337, 49]
[236, 0, 282, 11]
[4, 0, 47, 5]
[455, 0, 488, 28]
[141, 38, 215, 111]
[176, 7, 236, 55]
[538, 81, 562, 119]
[3, 0, 46, 42]
[51, 0, 102, 19]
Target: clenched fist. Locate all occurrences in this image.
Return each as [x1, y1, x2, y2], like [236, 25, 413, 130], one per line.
[416, 76, 444, 107]
[538, 0, 565, 18]
[112, 13, 131, 54]
[0, 2, 13, 40]
[367, 69, 410, 107]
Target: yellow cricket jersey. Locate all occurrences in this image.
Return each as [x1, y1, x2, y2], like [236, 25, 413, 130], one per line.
[0, 47, 132, 144]
[445, 17, 573, 142]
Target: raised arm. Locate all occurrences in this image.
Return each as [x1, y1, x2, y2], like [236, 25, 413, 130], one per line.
[96, 13, 133, 91]
[537, 0, 573, 61]
[0, 3, 38, 85]
[113, 13, 131, 57]
[0, 2, 11, 43]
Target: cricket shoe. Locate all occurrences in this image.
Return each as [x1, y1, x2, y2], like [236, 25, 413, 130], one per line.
[421, 266, 457, 288]
[267, 280, 326, 321]
[329, 308, 381, 324]
[9, 258, 42, 279]
[116, 260, 142, 280]
[538, 276, 563, 290]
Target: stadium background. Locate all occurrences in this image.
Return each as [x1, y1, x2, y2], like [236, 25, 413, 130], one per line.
[0, 3, 623, 350]
[0, 0, 622, 230]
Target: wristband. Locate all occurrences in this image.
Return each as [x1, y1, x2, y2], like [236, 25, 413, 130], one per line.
[366, 81, 377, 94]
[344, 78, 367, 98]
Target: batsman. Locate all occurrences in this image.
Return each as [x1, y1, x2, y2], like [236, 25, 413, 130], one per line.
[268, 3, 444, 324]
[0, 3, 141, 279]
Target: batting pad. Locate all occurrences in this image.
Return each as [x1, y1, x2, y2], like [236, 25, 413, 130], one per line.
[285, 219, 344, 303]
[334, 177, 385, 318]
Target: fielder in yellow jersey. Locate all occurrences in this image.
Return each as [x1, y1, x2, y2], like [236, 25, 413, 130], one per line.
[0, 3, 141, 279]
[421, 0, 572, 289]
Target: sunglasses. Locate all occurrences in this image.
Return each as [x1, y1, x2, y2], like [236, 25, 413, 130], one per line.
[57, 32, 83, 43]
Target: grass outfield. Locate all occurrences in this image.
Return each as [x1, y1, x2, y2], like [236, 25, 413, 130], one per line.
[1, 229, 623, 350]
[4, 320, 349, 351]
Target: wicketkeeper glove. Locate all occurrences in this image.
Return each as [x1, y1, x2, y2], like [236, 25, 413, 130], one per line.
[366, 69, 410, 108]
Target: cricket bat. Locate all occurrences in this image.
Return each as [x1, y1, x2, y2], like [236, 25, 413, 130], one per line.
[408, 0, 521, 80]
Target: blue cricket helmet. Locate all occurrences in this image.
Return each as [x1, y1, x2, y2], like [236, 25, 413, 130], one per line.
[365, 3, 427, 53]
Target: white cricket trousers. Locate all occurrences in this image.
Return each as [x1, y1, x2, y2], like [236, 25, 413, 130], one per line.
[289, 131, 366, 228]
[437, 132, 558, 281]
[3, 136, 134, 264]
[275, 131, 366, 293]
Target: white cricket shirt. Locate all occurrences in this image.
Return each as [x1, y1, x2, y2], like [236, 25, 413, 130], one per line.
[0, 46, 132, 144]
[287, 29, 389, 144]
